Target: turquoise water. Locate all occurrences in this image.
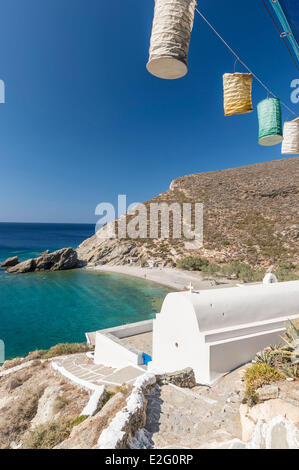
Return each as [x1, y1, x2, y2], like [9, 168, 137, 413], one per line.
[0, 223, 170, 359]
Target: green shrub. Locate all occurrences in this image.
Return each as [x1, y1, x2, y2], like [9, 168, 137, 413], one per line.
[71, 415, 88, 428]
[274, 264, 299, 282]
[220, 262, 265, 282]
[254, 322, 299, 379]
[177, 257, 299, 284]
[244, 363, 283, 406]
[106, 390, 115, 400]
[101, 390, 116, 407]
[203, 263, 221, 276]
[177, 256, 209, 271]
[255, 349, 275, 367]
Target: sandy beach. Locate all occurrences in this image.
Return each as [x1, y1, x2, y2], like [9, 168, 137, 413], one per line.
[85, 264, 238, 291]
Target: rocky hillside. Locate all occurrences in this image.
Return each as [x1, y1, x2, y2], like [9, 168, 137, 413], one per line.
[77, 157, 299, 268]
[0, 356, 131, 449]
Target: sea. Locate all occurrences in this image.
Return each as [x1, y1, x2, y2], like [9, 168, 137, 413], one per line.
[0, 223, 170, 360]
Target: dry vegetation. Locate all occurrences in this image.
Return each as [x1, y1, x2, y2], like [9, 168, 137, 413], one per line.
[0, 361, 89, 449]
[22, 417, 73, 449]
[77, 157, 299, 270]
[0, 386, 44, 449]
[1, 342, 91, 371]
[0, 354, 132, 449]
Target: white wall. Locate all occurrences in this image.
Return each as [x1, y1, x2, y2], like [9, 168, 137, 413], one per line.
[94, 332, 143, 368]
[208, 327, 286, 384]
[151, 296, 209, 380]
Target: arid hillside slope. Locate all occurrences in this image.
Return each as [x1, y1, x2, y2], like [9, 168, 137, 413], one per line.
[77, 157, 299, 268]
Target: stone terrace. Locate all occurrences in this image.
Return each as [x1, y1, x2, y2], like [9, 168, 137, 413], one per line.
[53, 353, 145, 387]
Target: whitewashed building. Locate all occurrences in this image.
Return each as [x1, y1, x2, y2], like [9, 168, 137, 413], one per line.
[149, 280, 299, 384]
[92, 279, 299, 386]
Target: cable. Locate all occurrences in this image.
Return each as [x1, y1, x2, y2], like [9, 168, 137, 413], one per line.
[194, 6, 298, 117]
[261, 0, 299, 72]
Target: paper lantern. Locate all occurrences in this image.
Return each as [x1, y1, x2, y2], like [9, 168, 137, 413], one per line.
[223, 73, 253, 116]
[281, 118, 299, 155]
[257, 98, 283, 146]
[146, 0, 196, 79]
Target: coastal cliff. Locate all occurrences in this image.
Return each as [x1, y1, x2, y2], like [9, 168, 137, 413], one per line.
[77, 157, 299, 268]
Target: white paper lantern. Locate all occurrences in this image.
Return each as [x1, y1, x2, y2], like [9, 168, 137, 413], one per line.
[147, 0, 196, 79]
[281, 117, 299, 155]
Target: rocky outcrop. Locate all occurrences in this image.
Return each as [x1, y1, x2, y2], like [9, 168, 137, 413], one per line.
[240, 398, 299, 442]
[247, 416, 299, 449]
[6, 248, 78, 274]
[30, 385, 63, 428]
[77, 233, 138, 266]
[240, 380, 299, 443]
[1, 256, 19, 268]
[204, 416, 299, 449]
[7, 258, 35, 274]
[256, 384, 279, 402]
[34, 247, 78, 271]
[157, 367, 196, 388]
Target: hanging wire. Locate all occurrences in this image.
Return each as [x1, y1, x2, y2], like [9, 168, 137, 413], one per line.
[261, 0, 299, 72]
[233, 58, 238, 73]
[194, 6, 298, 117]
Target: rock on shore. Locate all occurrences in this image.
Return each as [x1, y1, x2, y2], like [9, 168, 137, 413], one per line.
[6, 247, 78, 274]
[1, 256, 19, 268]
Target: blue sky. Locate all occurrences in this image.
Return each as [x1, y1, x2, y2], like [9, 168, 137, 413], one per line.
[0, 0, 298, 223]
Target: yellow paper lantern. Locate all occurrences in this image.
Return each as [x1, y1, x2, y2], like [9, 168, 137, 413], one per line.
[281, 117, 299, 155]
[223, 73, 253, 116]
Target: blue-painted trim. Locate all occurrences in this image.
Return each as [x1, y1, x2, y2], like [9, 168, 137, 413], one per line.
[269, 0, 299, 63]
[142, 352, 152, 366]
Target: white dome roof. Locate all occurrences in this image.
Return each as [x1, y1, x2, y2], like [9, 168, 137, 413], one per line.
[160, 281, 299, 333]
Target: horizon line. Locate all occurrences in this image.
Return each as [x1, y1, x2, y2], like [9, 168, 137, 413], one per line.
[0, 221, 96, 225]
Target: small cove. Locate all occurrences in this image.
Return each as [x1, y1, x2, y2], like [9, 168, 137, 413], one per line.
[0, 223, 170, 359]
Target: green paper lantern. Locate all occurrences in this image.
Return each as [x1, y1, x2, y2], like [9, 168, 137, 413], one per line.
[257, 98, 283, 146]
